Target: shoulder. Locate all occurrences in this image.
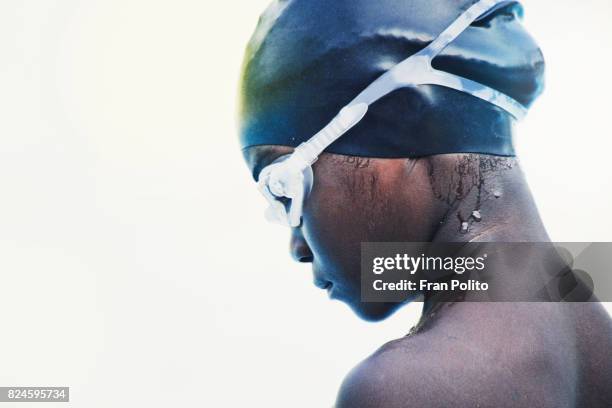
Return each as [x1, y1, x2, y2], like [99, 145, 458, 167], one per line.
[335, 333, 488, 408]
[334, 337, 429, 408]
[335, 306, 576, 408]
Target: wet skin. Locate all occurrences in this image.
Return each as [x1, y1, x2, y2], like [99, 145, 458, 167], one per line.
[245, 145, 448, 320]
[243, 145, 612, 407]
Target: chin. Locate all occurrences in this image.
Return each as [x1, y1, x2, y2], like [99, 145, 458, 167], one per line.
[349, 301, 405, 322]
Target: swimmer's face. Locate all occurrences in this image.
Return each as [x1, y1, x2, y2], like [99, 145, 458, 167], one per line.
[244, 146, 442, 321]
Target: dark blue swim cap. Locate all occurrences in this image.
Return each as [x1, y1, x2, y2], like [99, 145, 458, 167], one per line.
[239, 0, 545, 158]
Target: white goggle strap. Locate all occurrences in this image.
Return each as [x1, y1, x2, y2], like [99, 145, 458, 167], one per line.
[422, 0, 515, 58]
[261, 0, 525, 227]
[287, 180, 305, 227]
[351, 0, 525, 113]
[288, 162, 314, 227]
[287, 103, 369, 172]
[422, 69, 527, 120]
[288, 0, 525, 165]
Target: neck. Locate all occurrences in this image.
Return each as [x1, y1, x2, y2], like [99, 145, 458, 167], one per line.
[430, 157, 550, 243]
[421, 157, 551, 315]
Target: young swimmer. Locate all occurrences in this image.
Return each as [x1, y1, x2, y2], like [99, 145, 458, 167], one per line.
[239, 1, 612, 406]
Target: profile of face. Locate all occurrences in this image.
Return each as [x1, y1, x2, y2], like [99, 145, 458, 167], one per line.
[244, 145, 448, 321]
[239, 0, 546, 321]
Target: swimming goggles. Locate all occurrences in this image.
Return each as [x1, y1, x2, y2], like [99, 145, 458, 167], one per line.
[258, 0, 527, 227]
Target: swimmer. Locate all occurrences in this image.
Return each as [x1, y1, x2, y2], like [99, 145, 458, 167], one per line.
[239, 1, 612, 406]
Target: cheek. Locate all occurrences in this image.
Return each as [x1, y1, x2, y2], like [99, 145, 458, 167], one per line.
[300, 171, 407, 302]
[305, 174, 429, 245]
[300, 179, 367, 289]
[299, 163, 438, 284]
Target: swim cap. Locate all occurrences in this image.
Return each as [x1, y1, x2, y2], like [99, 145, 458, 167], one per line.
[239, 0, 545, 158]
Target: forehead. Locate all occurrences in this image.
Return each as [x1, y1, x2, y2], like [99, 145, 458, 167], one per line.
[243, 145, 295, 181]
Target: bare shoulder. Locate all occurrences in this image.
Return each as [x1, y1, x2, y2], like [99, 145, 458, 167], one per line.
[335, 334, 438, 408]
[335, 304, 579, 408]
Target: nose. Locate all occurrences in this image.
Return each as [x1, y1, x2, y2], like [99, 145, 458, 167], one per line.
[289, 227, 314, 263]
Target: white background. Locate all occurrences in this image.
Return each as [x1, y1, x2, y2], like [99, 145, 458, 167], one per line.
[0, 1, 610, 407]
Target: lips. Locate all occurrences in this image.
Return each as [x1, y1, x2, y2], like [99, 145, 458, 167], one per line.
[312, 264, 329, 289]
[314, 279, 332, 290]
